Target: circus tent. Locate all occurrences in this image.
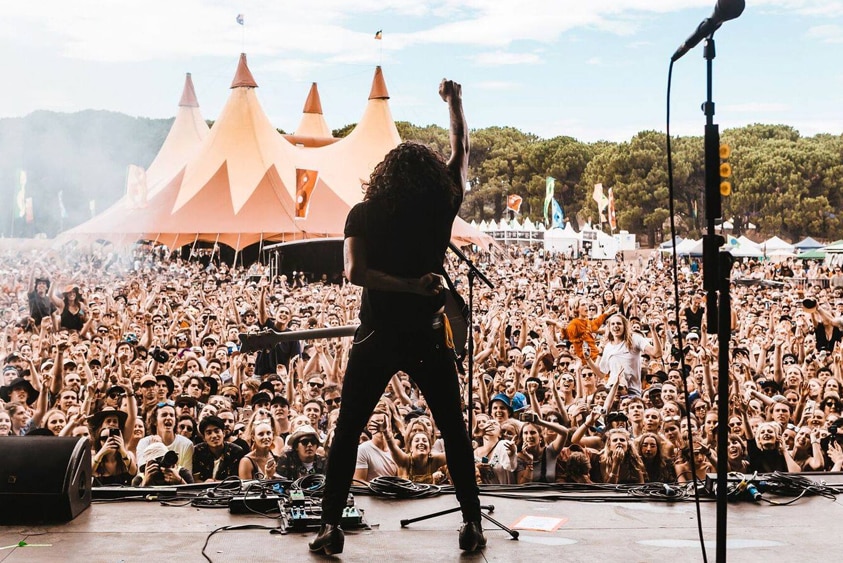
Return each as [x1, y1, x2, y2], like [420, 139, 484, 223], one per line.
[61, 55, 493, 251]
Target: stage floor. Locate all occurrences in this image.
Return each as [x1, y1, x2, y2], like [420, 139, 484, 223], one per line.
[0, 488, 837, 562]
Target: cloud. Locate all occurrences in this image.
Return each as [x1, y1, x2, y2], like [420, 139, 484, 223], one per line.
[469, 51, 542, 66]
[806, 24, 843, 43]
[585, 57, 602, 65]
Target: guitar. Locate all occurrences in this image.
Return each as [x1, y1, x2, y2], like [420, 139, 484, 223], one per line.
[238, 325, 357, 354]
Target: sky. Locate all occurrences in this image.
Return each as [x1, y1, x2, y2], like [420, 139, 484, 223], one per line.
[1, 0, 842, 143]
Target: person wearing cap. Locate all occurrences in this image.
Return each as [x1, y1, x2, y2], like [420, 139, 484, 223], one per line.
[193, 415, 245, 482]
[51, 282, 87, 332]
[269, 394, 292, 442]
[277, 424, 326, 480]
[488, 393, 514, 424]
[135, 441, 193, 487]
[27, 272, 56, 327]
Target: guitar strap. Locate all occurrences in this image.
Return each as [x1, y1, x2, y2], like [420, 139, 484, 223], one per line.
[438, 263, 467, 375]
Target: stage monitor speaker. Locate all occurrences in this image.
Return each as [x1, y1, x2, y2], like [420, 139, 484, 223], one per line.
[0, 436, 92, 523]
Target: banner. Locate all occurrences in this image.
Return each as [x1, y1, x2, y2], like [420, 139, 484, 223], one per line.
[16, 170, 26, 218]
[126, 164, 148, 207]
[25, 197, 34, 224]
[551, 199, 564, 229]
[608, 187, 617, 230]
[592, 182, 609, 211]
[543, 176, 555, 223]
[295, 169, 318, 218]
[506, 194, 523, 213]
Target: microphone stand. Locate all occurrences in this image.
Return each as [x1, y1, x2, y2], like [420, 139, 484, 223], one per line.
[400, 242, 518, 542]
[700, 36, 734, 563]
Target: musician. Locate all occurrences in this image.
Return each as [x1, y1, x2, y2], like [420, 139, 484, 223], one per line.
[309, 79, 483, 555]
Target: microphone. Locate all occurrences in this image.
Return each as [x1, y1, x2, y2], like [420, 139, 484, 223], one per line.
[671, 0, 746, 62]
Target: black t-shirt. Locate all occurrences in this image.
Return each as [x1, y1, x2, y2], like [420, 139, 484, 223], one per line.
[28, 291, 55, 326]
[747, 439, 787, 473]
[344, 193, 460, 331]
[254, 320, 301, 376]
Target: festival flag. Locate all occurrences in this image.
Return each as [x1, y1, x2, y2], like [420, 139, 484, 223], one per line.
[551, 198, 564, 228]
[692, 199, 698, 219]
[608, 187, 617, 230]
[374, 30, 382, 40]
[295, 169, 318, 218]
[506, 194, 523, 213]
[58, 190, 67, 219]
[592, 182, 609, 211]
[89, 199, 96, 217]
[543, 176, 555, 223]
[126, 165, 148, 207]
[236, 14, 244, 25]
[16, 170, 26, 218]
[24, 197, 34, 224]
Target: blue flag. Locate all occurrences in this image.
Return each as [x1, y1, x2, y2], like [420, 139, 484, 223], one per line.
[236, 14, 244, 25]
[551, 198, 564, 228]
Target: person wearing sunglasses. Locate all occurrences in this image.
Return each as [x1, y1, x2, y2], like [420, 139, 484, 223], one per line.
[277, 424, 325, 480]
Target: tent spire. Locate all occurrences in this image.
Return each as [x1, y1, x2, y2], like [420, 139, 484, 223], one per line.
[179, 73, 200, 107]
[231, 53, 258, 89]
[368, 66, 389, 100]
[303, 83, 323, 114]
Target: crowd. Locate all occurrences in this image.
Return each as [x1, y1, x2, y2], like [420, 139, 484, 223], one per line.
[2, 242, 843, 489]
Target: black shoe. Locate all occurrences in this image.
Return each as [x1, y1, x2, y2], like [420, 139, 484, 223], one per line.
[458, 521, 486, 552]
[308, 524, 345, 555]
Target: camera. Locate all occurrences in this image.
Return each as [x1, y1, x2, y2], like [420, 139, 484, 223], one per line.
[519, 411, 539, 423]
[155, 450, 179, 469]
[109, 428, 121, 438]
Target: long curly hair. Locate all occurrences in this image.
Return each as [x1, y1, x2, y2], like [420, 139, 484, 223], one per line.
[364, 141, 460, 211]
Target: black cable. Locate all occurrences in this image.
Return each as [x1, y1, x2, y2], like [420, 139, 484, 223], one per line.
[200, 524, 282, 563]
[666, 57, 709, 563]
[366, 476, 441, 498]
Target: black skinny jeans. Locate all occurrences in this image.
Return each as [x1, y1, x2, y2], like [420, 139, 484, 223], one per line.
[320, 322, 481, 524]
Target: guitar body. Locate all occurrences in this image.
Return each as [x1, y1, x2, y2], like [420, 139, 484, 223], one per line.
[444, 289, 469, 360]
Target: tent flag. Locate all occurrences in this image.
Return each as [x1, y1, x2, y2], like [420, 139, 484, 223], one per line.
[692, 199, 698, 219]
[543, 176, 555, 223]
[16, 170, 26, 218]
[126, 165, 148, 207]
[374, 30, 382, 40]
[551, 198, 564, 228]
[236, 14, 244, 25]
[295, 169, 318, 219]
[24, 197, 34, 223]
[506, 194, 523, 213]
[58, 190, 67, 219]
[592, 182, 609, 211]
[608, 187, 617, 230]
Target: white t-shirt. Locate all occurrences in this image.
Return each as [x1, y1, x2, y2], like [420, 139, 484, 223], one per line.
[137, 434, 195, 473]
[599, 333, 650, 396]
[355, 440, 398, 481]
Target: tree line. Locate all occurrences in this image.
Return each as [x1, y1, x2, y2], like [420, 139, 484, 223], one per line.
[2, 110, 840, 246]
